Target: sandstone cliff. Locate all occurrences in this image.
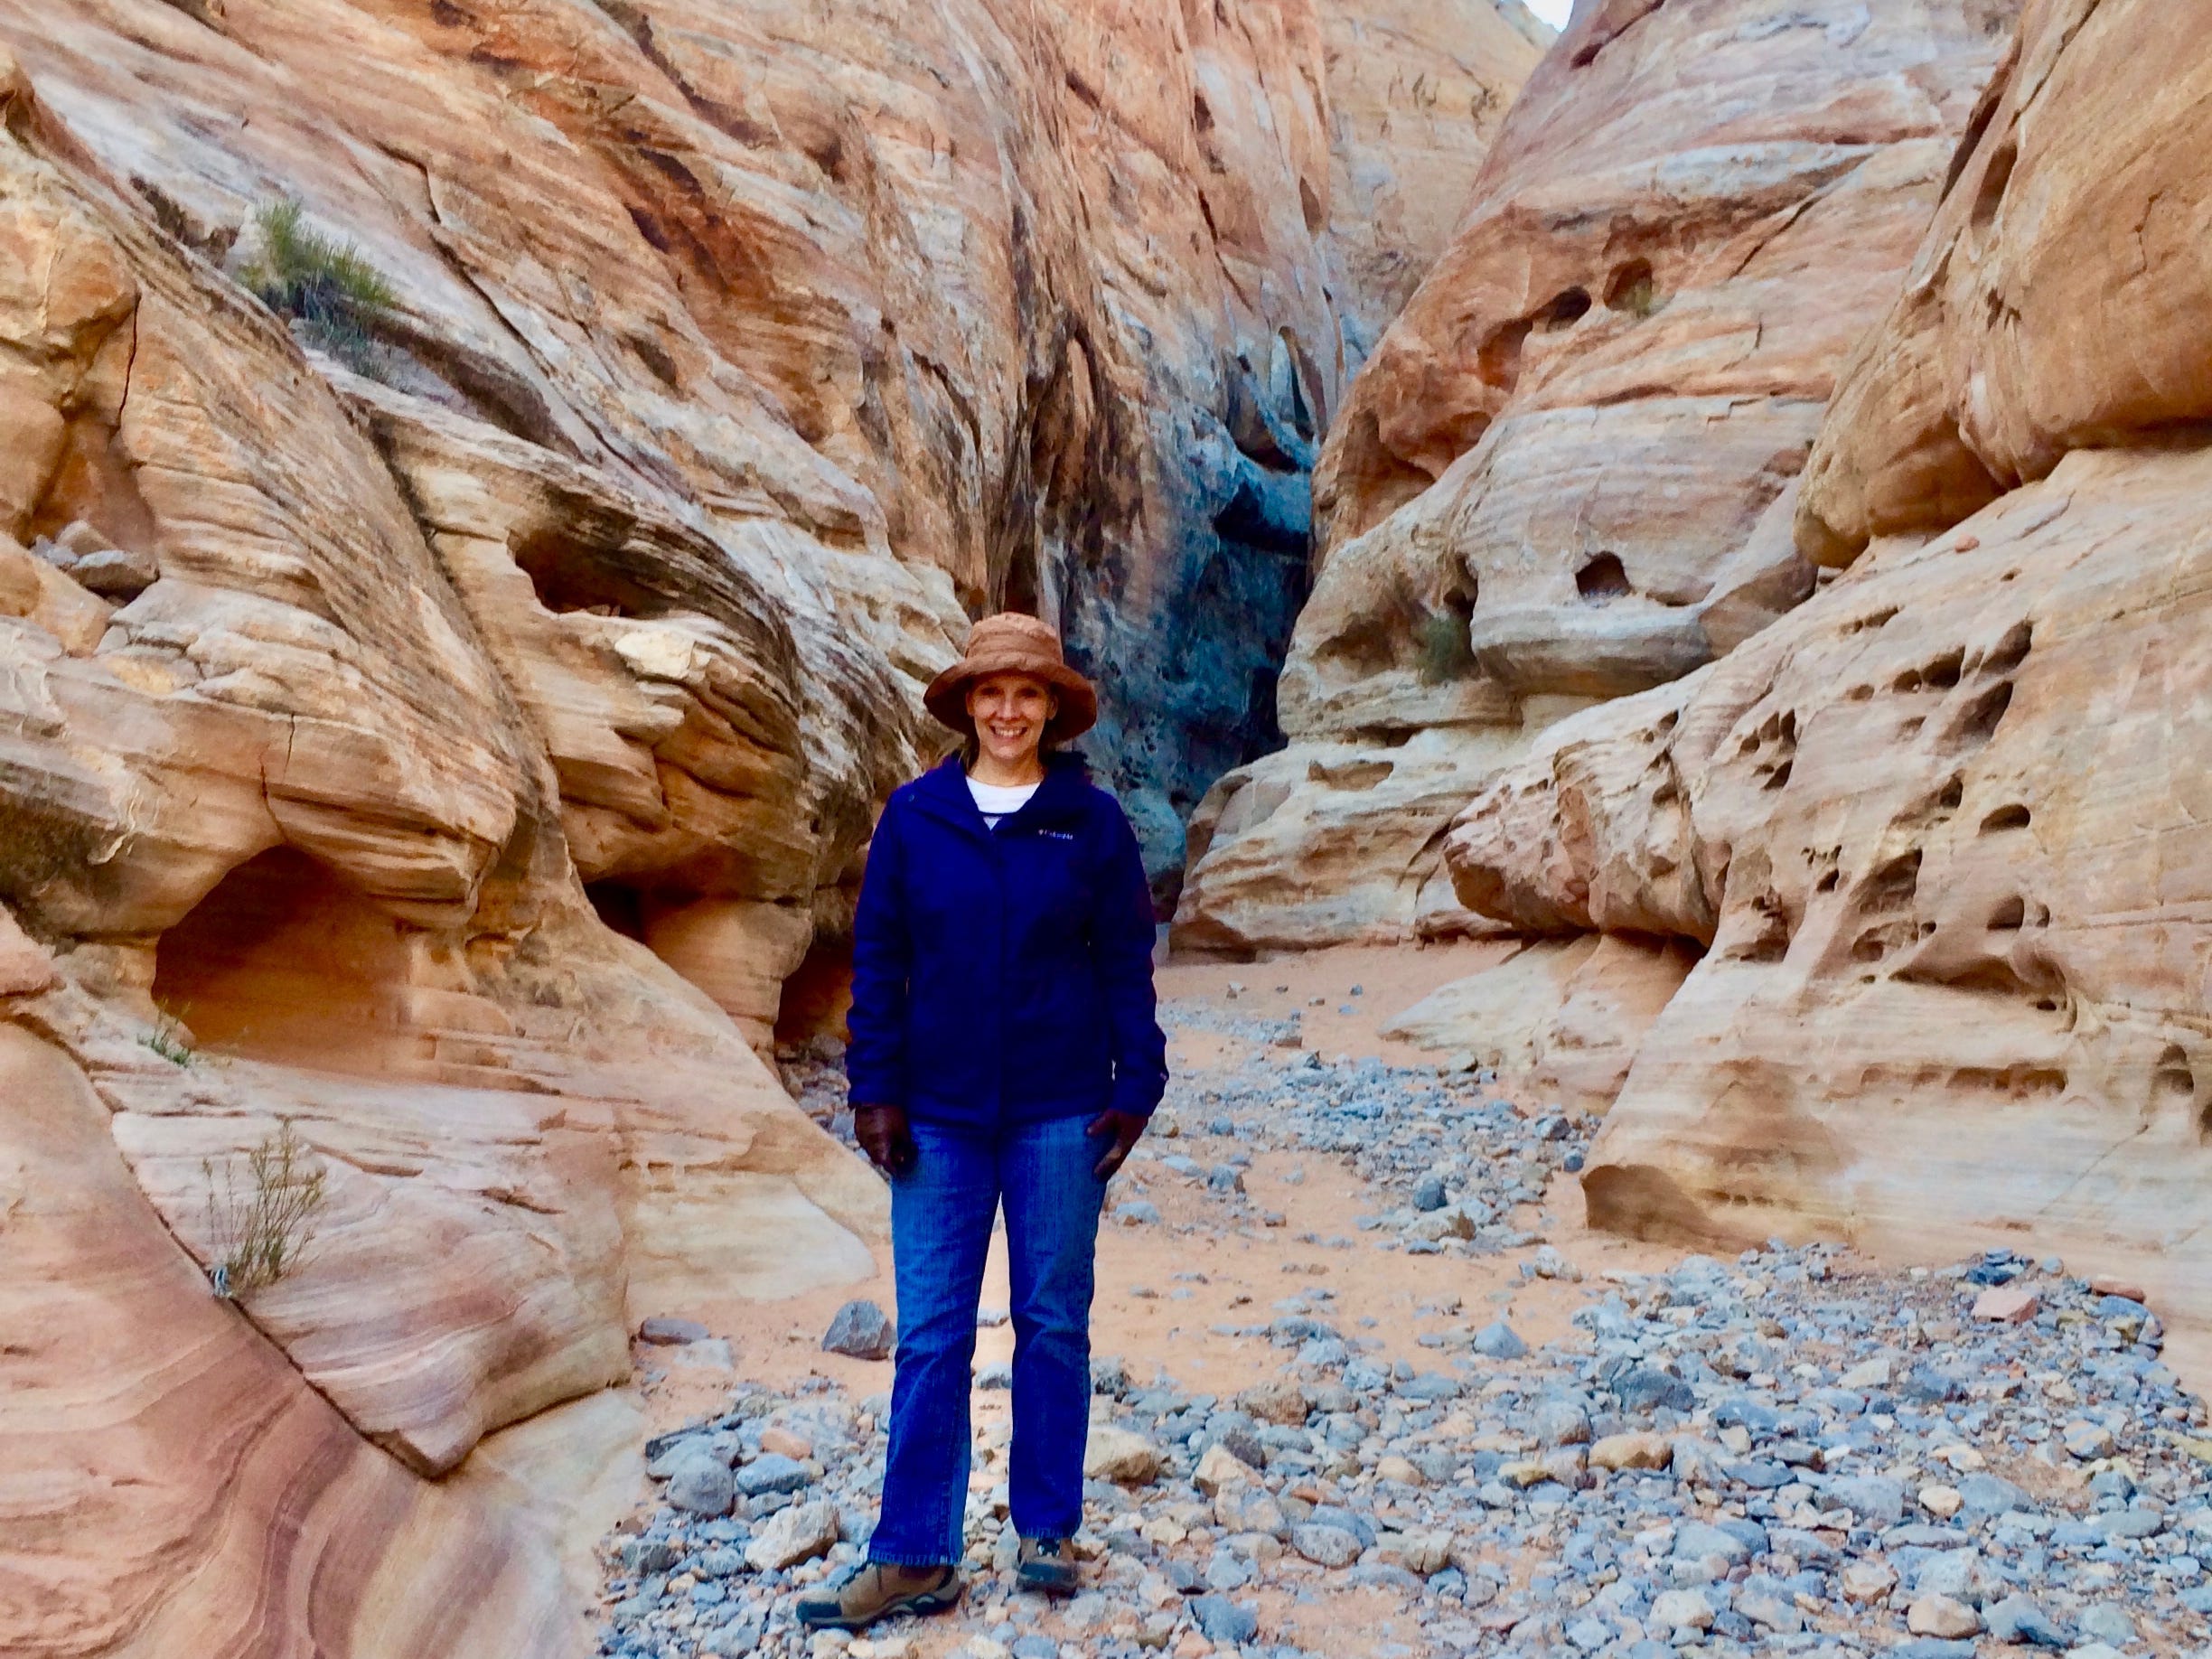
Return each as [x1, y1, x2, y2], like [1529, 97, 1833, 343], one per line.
[0, 2, 1536, 1653]
[1446, 0, 2212, 1331]
[1176, 0, 2016, 953]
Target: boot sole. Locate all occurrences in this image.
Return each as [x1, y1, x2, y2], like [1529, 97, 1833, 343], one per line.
[794, 1579, 961, 1630]
[1017, 1562, 1078, 1598]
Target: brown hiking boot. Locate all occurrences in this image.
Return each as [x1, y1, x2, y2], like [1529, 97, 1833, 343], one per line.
[792, 1561, 961, 1629]
[1017, 1536, 1079, 1596]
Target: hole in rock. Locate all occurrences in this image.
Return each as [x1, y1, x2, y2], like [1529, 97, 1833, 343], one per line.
[1844, 685, 1873, 702]
[153, 847, 415, 1073]
[1923, 650, 1964, 689]
[2154, 1045, 2195, 1111]
[1987, 895, 2026, 931]
[1299, 177, 1325, 239]
[586, 880, 648, 942]
[1935, 776, 1964, 811]
[512, 528, 661, 617]
[1478, 318, 1532, 391]
[1762, 760, 1792, 792]
[1603, 259, 1657, 315]
[1859, 848, 1922, 914]
[1576, 552, 1633, 603]
[1898, 716, 1924, 738]
[1815, 870, 1841, 894]
[1945, 681, 2014, 751]
[774, 936, 854, 1053]
[1979, 803, 2032, 836]
[1971, 138, 2018, 240]
[1536, 287, 1593, 333]
[1982, 620, 2033, 676]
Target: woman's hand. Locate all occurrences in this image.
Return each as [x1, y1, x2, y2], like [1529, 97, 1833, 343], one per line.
[852, 1104, 916, 1175]
[1086, 1109, 1148, 1179]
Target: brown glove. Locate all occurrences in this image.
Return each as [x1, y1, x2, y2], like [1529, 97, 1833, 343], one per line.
[852, 1103, 915, 1176]
[1086, 1109, 1148, 1180]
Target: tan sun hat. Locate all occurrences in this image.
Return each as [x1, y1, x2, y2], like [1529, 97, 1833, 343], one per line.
[923, 612, 1099, 743]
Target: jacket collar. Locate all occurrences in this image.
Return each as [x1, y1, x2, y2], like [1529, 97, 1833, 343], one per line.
[909, 752, 1090, 836]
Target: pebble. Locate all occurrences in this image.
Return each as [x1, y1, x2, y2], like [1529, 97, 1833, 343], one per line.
[820, 1299, 895, 1361]
[639, 1315, 713, 1345]
[1082, 1425, 1162, 1486]
[1471, 1320, 1527, 1359]
[745, 1500, 839, 1571]
[1908, 1593, 1982, 1638]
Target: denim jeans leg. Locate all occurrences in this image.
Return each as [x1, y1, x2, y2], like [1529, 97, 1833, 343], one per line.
[870, 1123, 998, 1566]
[999, 1114, 1109, 1542]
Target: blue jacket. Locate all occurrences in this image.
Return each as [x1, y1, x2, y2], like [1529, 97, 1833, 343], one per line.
[845, 753, 1168, 1129]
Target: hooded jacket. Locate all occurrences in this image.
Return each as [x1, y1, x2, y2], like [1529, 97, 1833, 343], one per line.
[844, 753, 1168, 1129]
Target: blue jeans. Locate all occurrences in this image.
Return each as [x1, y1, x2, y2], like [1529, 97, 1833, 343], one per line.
[867, 1114, 1108, 1566]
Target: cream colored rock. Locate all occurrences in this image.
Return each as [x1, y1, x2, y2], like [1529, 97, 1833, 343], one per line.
[1455, 452, 2212, 1339]
[1084, 1425, 1165, 1486]
[1195, 1440, 1259, 1495]
[1381, 933, 1696, 1116]
[1589, 1432, 1672, 1474]
[1797, 0, 2212, 565]
[1177, 0, 2014, 950]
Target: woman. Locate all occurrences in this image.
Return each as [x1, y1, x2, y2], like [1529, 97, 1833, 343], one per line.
[797, 613, 1168, 1630]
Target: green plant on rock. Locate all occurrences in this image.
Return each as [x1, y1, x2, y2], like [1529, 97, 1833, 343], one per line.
[142, 1014, 197, 1067]
[202, 1120, 328, 1299]
[238, 200, 399, 376]
[1417, 609, 1476, 684]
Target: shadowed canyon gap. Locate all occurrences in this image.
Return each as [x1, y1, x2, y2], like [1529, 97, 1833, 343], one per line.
[0, 0, 1541, 1654]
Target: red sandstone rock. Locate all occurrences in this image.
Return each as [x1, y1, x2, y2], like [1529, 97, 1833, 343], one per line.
[1973, 1286, 2039, 1324]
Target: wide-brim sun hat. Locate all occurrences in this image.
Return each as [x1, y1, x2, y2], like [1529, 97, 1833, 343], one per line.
[923, 612, 1099, 743]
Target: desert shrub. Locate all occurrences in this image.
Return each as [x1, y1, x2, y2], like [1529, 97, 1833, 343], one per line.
[238, 200, 399, 376]
[1417, 609, 1476, 684]
[202, 1120, 328, 1298]
[142, 1015, 197, 1067]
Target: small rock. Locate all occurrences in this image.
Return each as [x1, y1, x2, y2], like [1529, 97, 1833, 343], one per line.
[2062, 1420, 2117, 1460]
[1984, 1594, 2071, 1648]
[667, 1454, 736, 1517]
[1083, 1425, 1163, 1486]
[735, 1453, 811, 1497]
[1908, 1595, 1982, 1638]
[1289, 1523, 1362, 1569]
[1649, 1589, 1715, 1632]
[821, 1299, 895, 1360]
[637, 1315, 712, 1345]
[1532, 1398, 1591, 1448]
[1972, 1285, 2039, 1323]
[69, 544, 159, 599]
[1825, 1474, 1907, 1527]
[1839, 1561, 1897, 1603]
[744, 1498, 839, 1571]
[1920, 1483, 1964, 1519]
[1411, 1172, 1448, 1212]
[1471, 1321, 1527, 1360]
[1236, 1378, 1309, 1425]
[1194, 1441, 1257, 1495]
[2072, 1605, 2135, 1646]
[1115, 1200, 1162, 1226]
[1187, 1596, 1257, 1645]
[2087, 1273, 2147, 1302]
[1673, 1522, 1751, 1567]
[1589, 1431, 1671, 1472]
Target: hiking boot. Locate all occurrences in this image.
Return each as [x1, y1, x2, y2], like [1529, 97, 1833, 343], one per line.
[1017, 1536, 1079, 1596]
[792, 1561, 961, 1629]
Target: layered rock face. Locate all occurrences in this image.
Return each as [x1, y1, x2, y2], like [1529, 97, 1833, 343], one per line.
[1176, 0, 2016, 952]
[1448, 0, 2212, 1330]
[0, 3, 1535, 1653]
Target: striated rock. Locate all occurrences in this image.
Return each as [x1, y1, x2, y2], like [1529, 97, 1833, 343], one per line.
[1177, 0, 2015, 951]
[1320, 0, 1549, 374]
[1456, 453, 2212, 1339]
[0, 1025, 574, 1659]
[1445, 2, 2212, 1342]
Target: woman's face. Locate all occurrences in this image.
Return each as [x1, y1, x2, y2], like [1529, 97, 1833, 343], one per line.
[967, 671, 1056, 768]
